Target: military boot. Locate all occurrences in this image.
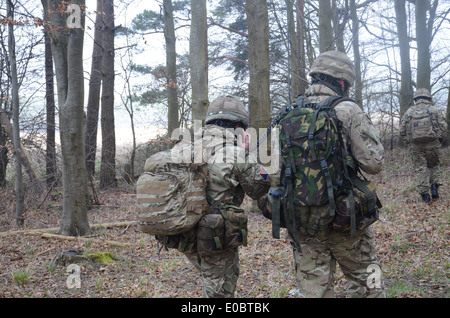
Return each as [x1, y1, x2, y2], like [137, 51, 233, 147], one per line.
[421, 193, 431, 203]
[430, 184, 439, 199]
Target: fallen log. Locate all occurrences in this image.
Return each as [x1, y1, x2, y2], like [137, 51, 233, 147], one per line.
[41, 233, 132, 247]
[0, 221, 135, 237]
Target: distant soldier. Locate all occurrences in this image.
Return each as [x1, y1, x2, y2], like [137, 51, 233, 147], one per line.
[184, 95, 271, 298]
[400, 88, 447, 202]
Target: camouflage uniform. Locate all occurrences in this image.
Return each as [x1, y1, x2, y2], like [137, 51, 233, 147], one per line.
[184, 96, 271, 298]
[290, 51, 386, 298]
[399, 89, 447, 201]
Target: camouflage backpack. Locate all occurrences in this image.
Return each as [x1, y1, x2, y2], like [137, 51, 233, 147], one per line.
[269, 95, 381, 250]
[136, 140, 209, 245]
[409, 106, 439, 143]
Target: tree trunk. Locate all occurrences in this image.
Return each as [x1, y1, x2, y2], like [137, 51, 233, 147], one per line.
[446, 83, 450, 146]
[0, 124, 7, 187]
[100, 0, 117, 189]
[42, 0, 90, 236]
[394, 0, 414, 118]
[319, 0, 334, 52]
[246, 0, 271, 131]
[415, 0, 431, 90]
[163, 0, 179, 136]
[332, 0, 345, 53]
[350, 0, 363, 108]
[44, 29, 57, 187]
[85, 0, 103, 178]
[190, 0, 209, 125]
[286, 0, 299, 102]
[296, 0, 307, 96]
[7, 0, 24, 226]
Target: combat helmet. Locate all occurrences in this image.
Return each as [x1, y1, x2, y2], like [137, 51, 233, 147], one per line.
[205, 95, 250, 129]
[414, 88, 432, 100]
[309, 51, 355, 88]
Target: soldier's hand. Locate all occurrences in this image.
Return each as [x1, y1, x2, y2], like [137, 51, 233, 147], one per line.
[237, 129, 250, 151]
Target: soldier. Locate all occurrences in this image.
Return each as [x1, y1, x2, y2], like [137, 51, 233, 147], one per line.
[400, 88, 447, 202]
[184, 95, 271, 298]
[283, 51, 386, 298]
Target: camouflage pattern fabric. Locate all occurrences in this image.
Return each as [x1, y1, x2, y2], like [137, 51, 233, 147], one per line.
[278, 101, 344, 207]
[400, 99, 447, 144]
[291, 222, 386, 298]
[410, 140, 443, 195]
[205, 95, 250, 128]
[309, 51, 356, 88]
[183, 125, 271, 298]
[136, 141, 209, 236]
[287, 83, 386, 298]
[185, 248, 239, 298]
[306, 85, 384, 175]
[400, 98, 447, 196]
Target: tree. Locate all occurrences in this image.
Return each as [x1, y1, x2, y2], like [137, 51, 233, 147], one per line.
[319, 0, 333, 52]
[42, 0, 90, 236]
[7, 0, 24, 226]
[286, 0, 300, 101]
[100, 0, 117, 189]
[394, 0, 414, 118]
[245, 0, 271, 133]
[164, 0, 179, 136]
[415, 0, 433, 90]
[446, 83, 450, 145]
[44, 21, 57, 188]
[295, 0, 308, 96]
[190, 0, 209, 124]
[85, 0, 103, 178]
[350, 0, 363, 108]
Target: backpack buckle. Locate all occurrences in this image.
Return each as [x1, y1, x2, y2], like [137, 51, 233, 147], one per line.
[320, 159, 329, 172]
[285, 166, 292, 177]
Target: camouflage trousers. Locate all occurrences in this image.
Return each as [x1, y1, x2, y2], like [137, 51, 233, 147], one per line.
[184, 248, 239, 298]
[291, 210, 386, 298]
[410, 140, 443, 195]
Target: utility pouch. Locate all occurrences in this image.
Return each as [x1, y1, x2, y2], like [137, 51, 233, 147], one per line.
[196, 212, 225, 256]
[333, 178, 382, 237]
[221, 207, 248, 249]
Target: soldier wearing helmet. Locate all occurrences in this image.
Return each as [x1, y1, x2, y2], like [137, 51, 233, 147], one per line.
[183, 95, 271, 298]
[286, 51, 386, 298]
[400, 88, 447, 202]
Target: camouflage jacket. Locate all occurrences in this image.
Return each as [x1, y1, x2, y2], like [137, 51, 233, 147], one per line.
[305, 84, 384, 175]
[399, 99, 447, 144]
[200, 125, 271, 211]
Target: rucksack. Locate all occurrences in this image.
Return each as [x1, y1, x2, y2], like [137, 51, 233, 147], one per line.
[409, 107, 438, 143]
[269, 95, 381, 251]
[136, 141, 209, 237]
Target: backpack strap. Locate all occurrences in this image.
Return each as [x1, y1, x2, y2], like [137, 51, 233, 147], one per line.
[323, 96, 358, 235]
[284, 165, 302, 252]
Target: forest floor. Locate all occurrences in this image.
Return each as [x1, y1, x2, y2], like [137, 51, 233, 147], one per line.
[0, 147, 448, 299]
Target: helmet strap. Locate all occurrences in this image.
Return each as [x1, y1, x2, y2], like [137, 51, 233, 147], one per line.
[311, 75, 348, 97]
